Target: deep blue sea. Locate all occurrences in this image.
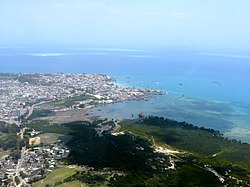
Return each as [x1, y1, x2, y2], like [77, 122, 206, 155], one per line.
[1, 46, 250, 141]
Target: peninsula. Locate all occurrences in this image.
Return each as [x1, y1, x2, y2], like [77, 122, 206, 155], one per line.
[1, 73, 250, 187]
[0, 73, 165, 125]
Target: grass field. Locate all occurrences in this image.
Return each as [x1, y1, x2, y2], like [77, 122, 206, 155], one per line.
[39, 133, 62, 144]
[38, 133, 73, 144]
[33, 167, 79, 187]
[57, 181, 88, 187]
[28, 120, 50, 127]
[48, 95, 96, 107]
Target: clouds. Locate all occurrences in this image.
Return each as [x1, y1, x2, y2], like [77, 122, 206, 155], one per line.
[200, 52, 250, 59]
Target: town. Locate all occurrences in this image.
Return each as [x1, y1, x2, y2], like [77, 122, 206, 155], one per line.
[0, 73, 165, 124]
[0, 139, 70, 186]
[0, 73, 165, 186]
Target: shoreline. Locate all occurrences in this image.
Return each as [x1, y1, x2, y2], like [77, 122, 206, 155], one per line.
[1, 72, 249, 143]
[0, 73, 165, 124]
[90, 94, 250, 143]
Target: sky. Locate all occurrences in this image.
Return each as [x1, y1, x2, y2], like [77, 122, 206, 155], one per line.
[0, 0, 250, 51]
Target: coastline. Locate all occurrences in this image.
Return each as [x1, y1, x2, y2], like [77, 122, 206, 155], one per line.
[0, 73, 165, 125]
[91, 89, 250, 143]
[1, 72, 249, 143]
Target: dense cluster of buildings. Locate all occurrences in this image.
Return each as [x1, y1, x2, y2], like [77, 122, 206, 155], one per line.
[21, 144, 69, 183]
[0, 143, 69, 186]
[0, 73, 164, 124]
[0, 73, 165, 186]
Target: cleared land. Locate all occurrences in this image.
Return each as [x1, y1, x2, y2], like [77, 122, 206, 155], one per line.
[33, 167, 79, 187]
[38, 133, 65, 144]
[0, 148, 9, 158]
[35, 108, 103, 124]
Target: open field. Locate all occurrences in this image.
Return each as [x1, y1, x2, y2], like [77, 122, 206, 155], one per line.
[57, 181, 88, 187]
[33, 167, 80, 187]
[38, 133, 72, 144]
[38, 108, 103, 124]
[28, 120, 50, 127]
[46, 95, 96, 107]
[38, 133, 61, 144]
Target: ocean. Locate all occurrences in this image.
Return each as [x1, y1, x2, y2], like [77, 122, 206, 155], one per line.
[1, 46, 250, 142]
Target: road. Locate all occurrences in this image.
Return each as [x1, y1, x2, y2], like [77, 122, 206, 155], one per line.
[25, 101, 47, 120]
[16, 146, 28, 187]
[24, 105, 35, 120]
[12, 127, 29, 186]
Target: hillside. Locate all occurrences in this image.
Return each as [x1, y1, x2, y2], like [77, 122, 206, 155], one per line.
[27, 116, 250, 186]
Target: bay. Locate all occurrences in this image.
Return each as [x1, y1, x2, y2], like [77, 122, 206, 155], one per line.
[1, 46, 250, 141]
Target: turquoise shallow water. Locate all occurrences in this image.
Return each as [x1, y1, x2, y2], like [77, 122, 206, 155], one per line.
[92, 73, 250, 142]
[92, 92, 250, 142]
[1, 47, 250, 142]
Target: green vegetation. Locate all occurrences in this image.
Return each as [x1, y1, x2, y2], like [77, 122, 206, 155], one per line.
[33, 167, 79, 187]
[0, 148, 9, 158]
[27, 120, 71, 134]
[15, 176, 20, 185]
[55, 170, 111, 187]
[15, 74, 44, 85]
[121, 116, 250, 184]
[121, 119, 223, 156]
[31, 117, 250, 186]
[39, 133, 71, 144]
[26, 120, 72, 145]
[56, 181, 87, 187]
[122, 117, 250, 167]
[0, 122, 22, 162]
[109, 163, 222, 187]
[65, 121, 168, 172]
[48, 95, 96, 107]
[0, 132, 19, 150]
[28, 109, 55, 120]
[0, 121, 20, 151]
[59, 121, 222, 186]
